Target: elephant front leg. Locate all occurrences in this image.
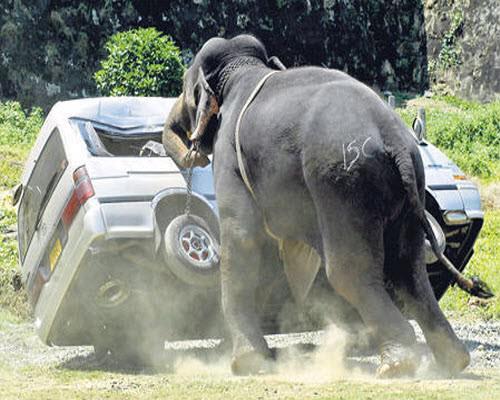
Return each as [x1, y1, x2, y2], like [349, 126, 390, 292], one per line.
[219, 217, 273, 375]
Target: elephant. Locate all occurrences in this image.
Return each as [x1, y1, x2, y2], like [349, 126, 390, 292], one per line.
[162, 34, 471, 378]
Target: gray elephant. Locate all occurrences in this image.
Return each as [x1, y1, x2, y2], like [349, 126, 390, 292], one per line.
[162, 34, 471, 377]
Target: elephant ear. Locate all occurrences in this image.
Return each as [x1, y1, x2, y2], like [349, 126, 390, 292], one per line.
[189, 67, 219, 141]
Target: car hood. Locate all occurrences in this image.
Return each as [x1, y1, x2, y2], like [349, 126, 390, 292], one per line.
[418, 141, 465, 188]
[417, 141, 482, 217]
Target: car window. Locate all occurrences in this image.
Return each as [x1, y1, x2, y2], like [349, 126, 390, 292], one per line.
[96, 127, 164, 156]
[18, 128, 67, 262]
[70, 119, 165, 157]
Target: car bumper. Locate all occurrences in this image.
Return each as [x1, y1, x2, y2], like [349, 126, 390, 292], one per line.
[34, 202, 106, 343]
[34, 199, 156, 344]
[425, 183, 484, 299]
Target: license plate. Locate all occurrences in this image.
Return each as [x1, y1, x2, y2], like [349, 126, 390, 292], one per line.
[49, 238, 62, 272]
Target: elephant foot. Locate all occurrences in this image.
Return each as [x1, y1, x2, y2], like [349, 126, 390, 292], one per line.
[231, 350, 274, 376]
[433, 339, 470, 376]
[376, 342, 419, 379]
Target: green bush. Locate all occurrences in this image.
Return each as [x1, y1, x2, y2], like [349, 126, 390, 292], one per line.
[94, 27, 185, 97]
[0, 101, 43, 146]
[398, 97, 500, 179]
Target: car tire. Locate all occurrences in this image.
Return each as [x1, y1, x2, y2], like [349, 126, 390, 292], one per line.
[162, 214, 220, 288]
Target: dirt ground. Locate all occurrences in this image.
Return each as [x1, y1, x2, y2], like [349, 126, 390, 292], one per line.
[0, 318, 499, 399]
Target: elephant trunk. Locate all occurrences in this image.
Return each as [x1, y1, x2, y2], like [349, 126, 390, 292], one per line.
[162, 94, 193, 168]
[162, 94, 211, 169]
[163, 126, 191, 168]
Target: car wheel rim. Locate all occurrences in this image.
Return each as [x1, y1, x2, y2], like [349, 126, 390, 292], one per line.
[96, 279, 130, 308]
[178, 224, 217, 269]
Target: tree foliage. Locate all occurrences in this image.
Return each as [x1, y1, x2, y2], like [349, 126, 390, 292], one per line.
[0, 0, 428, 109]
[0, 0, 139, 109]
[94, 28, 184, 97]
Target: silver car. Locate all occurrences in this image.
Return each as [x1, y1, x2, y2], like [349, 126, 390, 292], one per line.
[14, 96, 484, 365]
[15, 97, 223, 364]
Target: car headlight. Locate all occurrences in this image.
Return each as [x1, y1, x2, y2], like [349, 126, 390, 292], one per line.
[443, 210, 469, 225]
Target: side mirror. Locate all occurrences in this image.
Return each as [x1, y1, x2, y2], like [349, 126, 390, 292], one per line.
[12, 183, 23, 206]
[384, 91, 396, 109]
[412, 108, 426, 143]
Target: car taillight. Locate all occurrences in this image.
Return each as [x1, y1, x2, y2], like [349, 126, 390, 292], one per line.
[61, 166, 94, 229]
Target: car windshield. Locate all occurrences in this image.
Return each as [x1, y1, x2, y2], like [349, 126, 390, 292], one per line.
[70, 119, 165, 157]
[18, 129, 67, 261]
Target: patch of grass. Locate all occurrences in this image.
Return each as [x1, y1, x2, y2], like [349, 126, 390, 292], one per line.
[0, 101, 40, 320]
[0, 365, 498, 400]
[0, 306, 24, 325]
[0, 101, 39, 192]
[441, 209, 500, 320]
[0, 145, 31, 320]
[0, 194, 30, 320]
[397, 96, 500, 179]
[0, 101, 43, 146]
[0, 145, 30, 191]
[438, 95, 480, 110]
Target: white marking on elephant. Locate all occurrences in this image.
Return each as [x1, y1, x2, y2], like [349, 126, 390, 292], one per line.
[342, 136, 373, 171]
[343, 139, 360, 171]
[361, 136, 374, 158]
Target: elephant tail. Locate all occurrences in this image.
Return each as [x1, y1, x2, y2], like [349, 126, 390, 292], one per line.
[392, 148, 493, 299]
[391, 149, 437, 253]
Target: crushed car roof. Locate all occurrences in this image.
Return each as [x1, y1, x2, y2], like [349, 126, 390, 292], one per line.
[51, 97, 176, 132]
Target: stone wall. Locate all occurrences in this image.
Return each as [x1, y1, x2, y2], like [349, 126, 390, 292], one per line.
[0, 0, 428, 110]
[425, 0, 499, 102]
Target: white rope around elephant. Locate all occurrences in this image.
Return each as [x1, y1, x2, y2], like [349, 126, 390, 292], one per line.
[234, 70, 280, 241]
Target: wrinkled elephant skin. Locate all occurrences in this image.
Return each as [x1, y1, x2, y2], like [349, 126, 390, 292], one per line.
[162, 35, 470, 377]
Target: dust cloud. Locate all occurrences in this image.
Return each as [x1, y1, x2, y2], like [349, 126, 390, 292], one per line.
[89, 246, 434, 382]
[166, 323, 371, 382]
[273, 324, 372, 383]
[173, 353, 231, 376]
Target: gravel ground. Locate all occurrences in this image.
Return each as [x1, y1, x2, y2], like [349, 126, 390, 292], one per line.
[0, 319, 498, 373]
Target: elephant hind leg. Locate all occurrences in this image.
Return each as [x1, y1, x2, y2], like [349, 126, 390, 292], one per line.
[391, 216, 470, 375]
[311, 194, 419, 377]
